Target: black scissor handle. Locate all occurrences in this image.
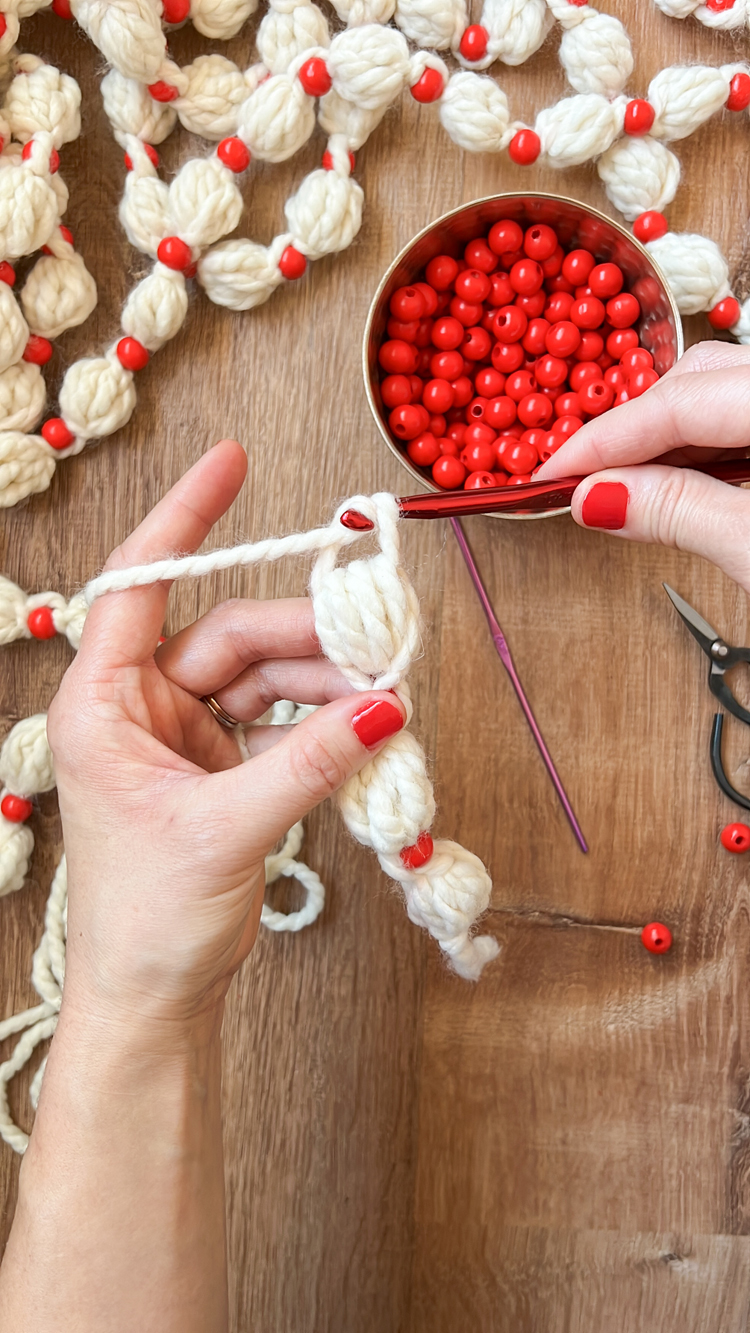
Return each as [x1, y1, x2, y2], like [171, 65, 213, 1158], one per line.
[709, 646, 750, 727]
[710, 713, 750, 811]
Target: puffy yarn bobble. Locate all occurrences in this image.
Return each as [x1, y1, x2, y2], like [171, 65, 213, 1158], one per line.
[328, 25, 410, 112]
[197, 236, 287, 310]
[559, 12, 633, 98]
[597, 136, 680, 221]
[648, 66, 731, 141]
[381, 840, 498, 981]
[257, 0, 330, 76]
[0, 154, 58, 261]
[395, 0, 466, 50]
[0, 715, 55, 798]
[646, 232, 731, 316]
[176, 55, 249, 139]
[6, 56, 81, 146]
[0, 818, 33, 898]
[118, 139, 169, 256]
[311, 559, 421, 691]
[21, 252, 98, 338]
[317, 88, 386, 150]
[101, 69, 177, 149]
[58, 351, 137, 442]
[73, 0, 179, 88]
[329, 0, 396, 25]
[536, 93, 624, 168]
[693, 0, 747, 28]
[439, 72, 512, 153]
[0, 284, 29, 374]
[121, 265, 188, 351]
[167, 156, 243, 249]
[0, 431, 55, 508]
[463, 0, 549, 69]
[237, 74, 316, 163]
[190, 0, 259, 38]
[284, 143, 364, 260]
[338, 730, 435, 855]
[0, 362, 45, 433]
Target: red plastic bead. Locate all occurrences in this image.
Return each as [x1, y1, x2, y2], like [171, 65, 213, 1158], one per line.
[450, 375, 473, 406]
[464, 470, 497, 490]
[410, 67, 444, 103]
[298, 57, 331, 97]
[503, 440, 538, 475]
[509, 258, 543, 296]
[555, 391, 582, 418]
[461, 440, 495, 472]
[575, 330, 604, 362]
[570, 296, 606, 330]
[279, 245, 307, 280]
[633, 211, 668, 244]
[390, 286, 426, 321]
[569, 361, 602, 393]
[52, 0, 73, 15]
[431, 316, 464, 350]
[125, 144, 159, 171]
[0, 261, 15, 286]
[42, 224, 73, 256]
[379, 340, 417, 375]
[217, 137, 251, 173]
[494, 305, 527, 344]
[27, 605, 57, 639]
[561, 249, 594, 286]
[431, 349, 464, 379]
[413, 283, 438, 317]
[491, 341, 525, 374]
[484, 396, 517, 430]
[607, 327, 639, 359]
[390, 404, 426, 440]
[506, 369, 537, 403]
[41, 418, 75, 450]
[641, 922, 672, 954]
[523, 224, 557, 261]
[508, 129, 541, 165]
[447, 297, 480, 328]
[148, 80, 180, 102]
[545, 320, 581, 357]
[22, 141, 59, 173]
[545, 291, 574, 323]
[624, 99, 655, 136]
[464, 238, 497, 274]
[454, 268, 491, 303]
[0, 15, 7, 37]
[517, 392, 553, 429]
[429, 414, 446, 437]
[407, 433, 441, 467]
[588, 263, 623, 299]
[488, 220, 523, 256]
[552, 415, 583, 440]
[464, 420, 495, 448]
[626, 367, 659, 397]
[157, 236, 193, 271]
[387, 316, 418, 342]
[23, 335, 53, 366]
[535, 354, 568, 389]
[459, 24, 488, 60]
[425, 254, 459, 290]
[706, 0, 735, 9]
[514, 290, 546, 319]
[381, 374, 412, 408]
[720, 822, 750, 853]
[522, 317, 551, 356]
[162, 0, 190, 20]
[708, 297, 741, 330]
[727, 72, 750, 112]
[432, 455, 466, 489]
[607, 293, 640, 328]
[422, 378, 454, 413]
[474, 367, 505, 398]
[1, 793, 34, 822]
[578, 378, 614, 416]
[117, 337, 150, 371]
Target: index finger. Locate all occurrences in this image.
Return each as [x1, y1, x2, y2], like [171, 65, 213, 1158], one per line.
[81, 440, 247, 667]
[536, 364, 750, 482]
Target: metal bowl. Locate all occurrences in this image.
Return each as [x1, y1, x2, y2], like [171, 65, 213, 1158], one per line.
[363, 193, 684, 520]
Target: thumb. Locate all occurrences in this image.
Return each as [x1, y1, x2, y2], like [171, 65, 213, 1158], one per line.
[572, 467, 750, 591]
[211, 691, 407, 850]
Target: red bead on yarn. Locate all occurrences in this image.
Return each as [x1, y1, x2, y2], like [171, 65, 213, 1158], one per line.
[22, 140, 59, 173]
[0, 15, 6, 37]
[298, 57, 331, 97]
[508, 129, 541, 165]
[708, 296, 741, 330]
[706, 0, 735, 9]
[0, 261, 15, 286]
[633, 211, 668, 244]
[459, 24, 488, 60]
[641, 922, 672, 954]
[624, 99, 655, 136]
[279, 246, 307, 280]
[157, 236, 193, 271]
[124, 144, 160, 171]
[148, 81, 180, 102]
[52, 0, 73, 15]
[27, 606, 57, 639]
[720, 822, 750, 853]
[1, 794, 34, 823]
[117, 337, 150, 371]
[217, 137, 251, 172]
[727, 72, 750, 112]
[400, 833, 435, 869]
[41, 418, 75, 450]
[23, 335, 53, 366]
[410, 68, 444, 103]
[162, 0, 190, 20]
[322, 148, 355, 173]
[42, 224, 73, 255]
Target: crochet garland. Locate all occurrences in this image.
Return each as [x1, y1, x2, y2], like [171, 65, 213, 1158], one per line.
[651, 0, 750, 31]
[0, 492, 499, 1153]
[0, 0, 747, 509]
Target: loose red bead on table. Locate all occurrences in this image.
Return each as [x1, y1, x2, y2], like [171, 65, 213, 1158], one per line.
[407, 433, 441, 467]
[381, 374, 412, 408]
[410, 67, 444, 103]
[546, 320, 581, 357]
[607, 293, 640, 328]
[41, 418, 75, 450]
[0, 261, 15, 286]
[459, 24, 488, 60]
[117, 337, 150, 371]
[218, 137, 251, 172]
[624, 99, 655, 136]
[23, 335, 53, 365]
[279, 246, 307, 280]
[641, 922, 672, 954]
[578, 379, 614, 416]
[508, 129, 540, 165]
[570, 296, 605, 330]
[1, 794, 34, 822]
[523, 224, 557, 262]
[494, 305, 527, 343]
[379, 340, 417, 374]
[125, 144, 159, 171]
[432, 455, 466, 489]
[390, 285, 425, 321]
[431, 350, 464, 379]
[148, 80, 180, 102]
[52, 0, 73, 15]
[491, 341, 525, 373]
[588, 263, 623, 299]
[720, 822, 750, 853]
[607, 327, 639, 359]
[27, 605, 57, 639]
[298, 57, 331, 96]
[633, 211, 668, 244]
[425, 255, 458, 290]
[488, 219, 523, 256]
[727, 72, 750, 112]
[708, 297, 741, 330]
[510, 258, 543, 296]
[157, 236, 192, 271]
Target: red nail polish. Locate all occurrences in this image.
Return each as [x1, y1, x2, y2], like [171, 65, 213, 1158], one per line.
[581, 481, 628, 530]
[351, 699, 404, 748]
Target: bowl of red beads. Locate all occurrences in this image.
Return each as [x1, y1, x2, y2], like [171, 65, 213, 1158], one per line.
[364, 194, 683, 518]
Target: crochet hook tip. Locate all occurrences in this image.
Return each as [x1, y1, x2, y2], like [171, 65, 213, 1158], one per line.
[340, 509, 374, 531]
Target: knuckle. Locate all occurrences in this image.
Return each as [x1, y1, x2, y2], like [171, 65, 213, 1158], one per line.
[290, 729, 350, 801]
[647, 467, 690, 548]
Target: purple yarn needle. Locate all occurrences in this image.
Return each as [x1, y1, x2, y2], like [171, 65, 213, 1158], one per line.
[450, 518, 588, 854]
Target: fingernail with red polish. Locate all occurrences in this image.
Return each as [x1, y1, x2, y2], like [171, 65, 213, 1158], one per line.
[351, 699, 404, 749]
[581, 481, 629, 530]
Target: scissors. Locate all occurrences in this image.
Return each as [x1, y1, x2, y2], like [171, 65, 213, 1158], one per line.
[664, 584, 750, 810]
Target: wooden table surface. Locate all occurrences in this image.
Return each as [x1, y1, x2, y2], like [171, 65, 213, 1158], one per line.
[2, 4, 750, 1329]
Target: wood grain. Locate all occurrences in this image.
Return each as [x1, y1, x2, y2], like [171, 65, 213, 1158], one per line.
[1, 5, 750, 1330]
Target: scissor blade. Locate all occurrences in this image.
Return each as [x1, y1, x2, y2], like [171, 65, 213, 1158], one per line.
[663, 583, 721, 655]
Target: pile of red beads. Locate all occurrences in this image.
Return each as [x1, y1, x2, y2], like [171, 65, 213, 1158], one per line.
[376, 217, 664, 491]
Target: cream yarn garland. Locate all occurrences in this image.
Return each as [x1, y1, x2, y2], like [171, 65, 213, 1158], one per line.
[0, 0, 747, 506]
[0, 492, 499, 1152]
[651, 0, 750, 32]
